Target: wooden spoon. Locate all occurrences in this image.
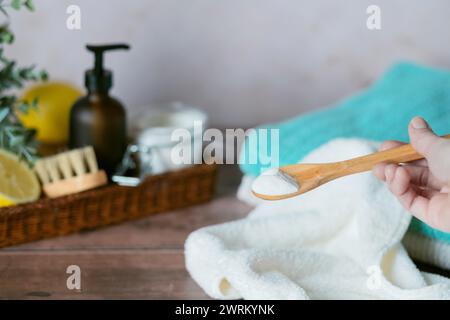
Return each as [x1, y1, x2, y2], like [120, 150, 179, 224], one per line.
[252, 135, 450, 201]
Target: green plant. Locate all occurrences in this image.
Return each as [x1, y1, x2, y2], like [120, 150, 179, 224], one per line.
[0, 0, 47, 163]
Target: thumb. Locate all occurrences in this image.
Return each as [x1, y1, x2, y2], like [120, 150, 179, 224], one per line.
[409, 116, 450, 183]
[408, 116, 442, 157]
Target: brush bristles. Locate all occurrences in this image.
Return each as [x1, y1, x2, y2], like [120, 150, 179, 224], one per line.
[56, 153, 73, 179]
[34, 146, 101, 185]
[45, 156, 61, 182]
[83, 146, 98, 173]
[34, 159, 50, 185]
[68, 149, 86, 176]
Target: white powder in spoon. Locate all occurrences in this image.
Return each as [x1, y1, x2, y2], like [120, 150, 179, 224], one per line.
[251, 168, 299, 196]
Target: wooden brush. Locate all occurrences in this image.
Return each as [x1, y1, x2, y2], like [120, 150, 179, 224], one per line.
[34, 146, 108, 198]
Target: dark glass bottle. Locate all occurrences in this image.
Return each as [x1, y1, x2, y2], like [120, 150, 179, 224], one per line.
[69, 44, 130, 176]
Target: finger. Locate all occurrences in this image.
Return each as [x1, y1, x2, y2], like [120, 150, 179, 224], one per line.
[385, 164, 411, 197]
[379, 140, 427, 166]
[408, 116, 444, 157]
[383, 164, 439, 212]
[373, 163, 387, 181]
[384, 165, 423, 214]
[372, 162, 441, 190]
[409, 116, 450, 182]
[400, 164, 444, 190]
[415, 186, 441, 198]
[374, 141, 420, 181]
[385, 163, 450, 232]
[383, 165, 433, 221]
[379, 140, 405, 151]
[412, 193, 450, 233]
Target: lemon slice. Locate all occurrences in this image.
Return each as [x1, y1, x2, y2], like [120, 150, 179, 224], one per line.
[0, 150, 40, 207]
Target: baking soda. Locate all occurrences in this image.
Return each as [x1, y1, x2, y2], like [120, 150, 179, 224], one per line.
[251, 168, 299, 196]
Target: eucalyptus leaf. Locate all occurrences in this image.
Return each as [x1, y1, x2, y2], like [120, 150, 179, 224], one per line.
[39, 70, 48, 81]
[0, 107, 8, 122]
[24, 0, 33, 11]
[0, 6, 8, 16]
[11, 0, 20, 10]
[0, 30, 14, 44]
[0, 0, 46, 164]
[31, 96, 38, 108]
[18, 101, 29, 114]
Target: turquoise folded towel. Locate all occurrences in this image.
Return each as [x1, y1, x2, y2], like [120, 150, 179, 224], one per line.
[239, 62, 450, 244]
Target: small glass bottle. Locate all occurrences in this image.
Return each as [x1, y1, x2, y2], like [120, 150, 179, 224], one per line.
[69, 44, 130, 176]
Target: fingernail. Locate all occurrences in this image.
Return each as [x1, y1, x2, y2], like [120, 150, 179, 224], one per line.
[385, 165, 395, 181]
[411, 117, 428, 129]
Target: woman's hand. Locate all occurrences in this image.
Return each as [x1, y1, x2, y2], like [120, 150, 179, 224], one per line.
[373, 116, 450, 232]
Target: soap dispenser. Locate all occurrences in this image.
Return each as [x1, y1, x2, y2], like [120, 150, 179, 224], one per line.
[69, 44, 130, 176]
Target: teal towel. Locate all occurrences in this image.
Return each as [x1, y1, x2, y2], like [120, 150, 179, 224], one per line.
[239, 62, 450, 244]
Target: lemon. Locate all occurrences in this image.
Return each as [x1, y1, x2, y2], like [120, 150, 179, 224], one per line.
[0, 149, 40, 207]
[19, 82, 82, 144]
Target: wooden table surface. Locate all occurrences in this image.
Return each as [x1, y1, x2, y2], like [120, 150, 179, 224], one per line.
[0, 165, 448, 299]
[0, 165, 252, 299]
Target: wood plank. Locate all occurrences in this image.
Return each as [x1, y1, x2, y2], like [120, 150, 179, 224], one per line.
[0, 250, 208, 299]
[3, 196, 251, 252]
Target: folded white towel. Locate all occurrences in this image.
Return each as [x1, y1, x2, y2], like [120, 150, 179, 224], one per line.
[185, 139, 450, 299]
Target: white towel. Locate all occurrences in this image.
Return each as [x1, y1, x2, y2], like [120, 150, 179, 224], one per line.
[185, 139, 450, 299]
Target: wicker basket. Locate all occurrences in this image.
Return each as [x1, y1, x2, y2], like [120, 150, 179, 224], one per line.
[0, 164, 217, 248]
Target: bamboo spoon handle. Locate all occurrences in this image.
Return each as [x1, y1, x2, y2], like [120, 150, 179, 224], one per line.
[340, 134, 450, 175]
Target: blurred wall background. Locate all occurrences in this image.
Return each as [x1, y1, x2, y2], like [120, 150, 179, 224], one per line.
[6, 0, 450, 128]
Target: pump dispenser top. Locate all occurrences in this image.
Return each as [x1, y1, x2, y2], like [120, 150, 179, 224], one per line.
[85, 44, 130, 93]
[69, 43, 130, 177]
